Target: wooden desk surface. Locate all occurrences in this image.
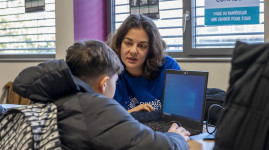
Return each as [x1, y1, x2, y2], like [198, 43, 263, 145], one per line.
[188, 126, 215, 150]
[189, 139, 215, 150]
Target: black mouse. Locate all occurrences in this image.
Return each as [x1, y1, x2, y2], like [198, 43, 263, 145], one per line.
[169, 121, 182, 127]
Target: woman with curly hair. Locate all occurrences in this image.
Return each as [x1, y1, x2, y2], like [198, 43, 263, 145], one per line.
[107, 14, 181, 113]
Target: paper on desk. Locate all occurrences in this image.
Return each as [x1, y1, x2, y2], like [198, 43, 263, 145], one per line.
[190, 132, 216, 140]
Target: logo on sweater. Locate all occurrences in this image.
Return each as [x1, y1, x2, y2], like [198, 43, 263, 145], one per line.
[140, 99, 161, 110]
[127, 97, 162, 110]
[127, 97, 139, 109]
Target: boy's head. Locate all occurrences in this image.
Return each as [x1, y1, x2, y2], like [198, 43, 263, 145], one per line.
[66, 40, 123, 98]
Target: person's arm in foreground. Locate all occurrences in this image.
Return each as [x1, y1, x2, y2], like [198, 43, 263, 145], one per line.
[127, 104, 154, 113]
[88, 99, 190, 150]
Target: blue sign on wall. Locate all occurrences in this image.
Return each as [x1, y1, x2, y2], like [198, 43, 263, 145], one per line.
[205, 0, 260, 25]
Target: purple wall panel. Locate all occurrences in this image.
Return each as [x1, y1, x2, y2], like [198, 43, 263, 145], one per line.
[73, 0, 107, 42]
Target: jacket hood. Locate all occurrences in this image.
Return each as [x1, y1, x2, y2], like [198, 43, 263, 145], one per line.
[13, 59, 80, 103]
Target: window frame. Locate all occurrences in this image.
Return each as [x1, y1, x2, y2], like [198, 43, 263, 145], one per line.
[183, 0, 233, 57]
[110, 0, 264, 59]
[183, 0, 264, 57]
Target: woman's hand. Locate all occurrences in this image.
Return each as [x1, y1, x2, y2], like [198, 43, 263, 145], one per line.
[127, 104, 154, 113]
[168, 123, 191, 142]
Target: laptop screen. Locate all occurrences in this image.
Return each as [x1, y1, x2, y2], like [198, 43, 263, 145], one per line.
[162, 70, 208, 122]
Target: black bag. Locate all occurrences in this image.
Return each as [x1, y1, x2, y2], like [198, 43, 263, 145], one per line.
[204, 88, 226, 126]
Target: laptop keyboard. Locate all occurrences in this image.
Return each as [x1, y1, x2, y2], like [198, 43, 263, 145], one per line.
[144, 121, 201, 135]
[144, 121, 172, 132]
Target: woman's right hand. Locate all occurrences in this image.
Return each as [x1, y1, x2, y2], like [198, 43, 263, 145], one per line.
[127, 104, 154, 113]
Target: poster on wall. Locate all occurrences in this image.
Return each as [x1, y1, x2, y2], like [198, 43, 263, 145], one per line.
[130, 0, 159, 19]
[25, 0, 45, 13]
[205, 0, 260, 25]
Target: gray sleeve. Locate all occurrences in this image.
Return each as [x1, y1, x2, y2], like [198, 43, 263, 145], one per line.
[88, 99, 188, 150]
[163, 132, 189, 150]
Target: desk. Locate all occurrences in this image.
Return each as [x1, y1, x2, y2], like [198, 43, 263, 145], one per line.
[188, 126, 215, 150]
[189, 139, 214, 150]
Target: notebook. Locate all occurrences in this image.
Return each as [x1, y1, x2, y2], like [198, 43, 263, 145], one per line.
[145, 69, 208, 135]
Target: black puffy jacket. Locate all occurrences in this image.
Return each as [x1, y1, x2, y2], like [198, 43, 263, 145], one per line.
[214, 41, 269, 150]
[13, 59, 188, 150]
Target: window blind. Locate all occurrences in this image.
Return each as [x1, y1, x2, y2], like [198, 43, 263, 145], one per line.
[0, 0, 55, 57]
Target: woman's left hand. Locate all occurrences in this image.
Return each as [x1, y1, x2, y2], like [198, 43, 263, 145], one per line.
[127, 104, 154, 113]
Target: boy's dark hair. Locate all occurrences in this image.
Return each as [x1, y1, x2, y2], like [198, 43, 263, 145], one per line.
[66, 40, 123, 81]
[107, 14, 165, 79]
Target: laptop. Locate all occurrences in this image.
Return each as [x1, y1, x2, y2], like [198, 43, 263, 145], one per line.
[145, 69, 208, 135]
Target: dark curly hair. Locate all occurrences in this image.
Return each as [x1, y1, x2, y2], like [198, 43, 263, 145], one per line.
[66, 40, 123, 82]
[107, 14, 165, 79]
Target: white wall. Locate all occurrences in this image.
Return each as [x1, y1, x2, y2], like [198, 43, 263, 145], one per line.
[179, 61, 231, 91]
[0, 62, 40, 89]
[55, 0, 74, 59]
[0, 1, 268, 93]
